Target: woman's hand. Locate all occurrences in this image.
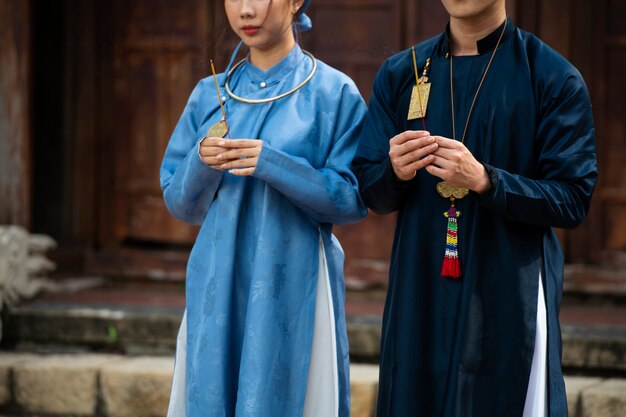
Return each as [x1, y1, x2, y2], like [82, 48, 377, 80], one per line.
[199, 137, 232, 169]
[199, 138, 263, 176]
[215, 139, 263, 176]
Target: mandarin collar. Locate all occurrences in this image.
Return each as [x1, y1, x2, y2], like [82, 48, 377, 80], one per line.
[240, 44, 305, 84]
[441, 17, 514, 57]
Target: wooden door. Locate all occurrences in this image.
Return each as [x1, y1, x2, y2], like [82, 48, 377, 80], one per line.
[88, 0, 618, 280]
[304, 0, 409, 282]
[590, 0, 626, 266]
[303, 0, 404, 101]
[0, 0, 31, 227]
[103, 0, 213, 246]
[514, 0, 624, 266]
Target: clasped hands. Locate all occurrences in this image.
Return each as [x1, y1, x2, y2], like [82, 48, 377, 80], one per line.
[199, 137, 263, 176]
[388, 130, 491, 194]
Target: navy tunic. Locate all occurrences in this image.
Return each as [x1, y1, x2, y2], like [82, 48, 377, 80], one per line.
[352, 19, 597, 417]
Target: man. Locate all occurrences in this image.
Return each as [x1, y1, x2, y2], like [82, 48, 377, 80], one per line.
[352, 1, 597, 416]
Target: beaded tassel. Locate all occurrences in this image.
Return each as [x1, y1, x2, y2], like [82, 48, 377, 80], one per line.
[441, 199, 462, 279]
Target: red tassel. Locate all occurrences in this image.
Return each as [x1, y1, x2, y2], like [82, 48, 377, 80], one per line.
[441, 200, 462, 279]
[441, 256, 461, 278]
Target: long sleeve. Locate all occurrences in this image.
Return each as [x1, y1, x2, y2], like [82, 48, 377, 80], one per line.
[476, 73, 598, 229]
[160, 79, 224, 225]
[352, 60, 413, 215]
[253, 83, 368, 225]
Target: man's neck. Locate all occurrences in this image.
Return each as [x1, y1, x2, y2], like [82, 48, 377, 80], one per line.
[449, 5, 506, 56]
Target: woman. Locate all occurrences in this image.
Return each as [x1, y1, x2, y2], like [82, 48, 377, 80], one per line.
[160, 0, 367, 415]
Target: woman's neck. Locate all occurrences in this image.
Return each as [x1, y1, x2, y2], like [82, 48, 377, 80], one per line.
[449, 5, 506, 56]
[249, 35, 296, 71]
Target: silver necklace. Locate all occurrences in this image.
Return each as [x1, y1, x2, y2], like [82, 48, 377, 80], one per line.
[224, 50, 317, 104]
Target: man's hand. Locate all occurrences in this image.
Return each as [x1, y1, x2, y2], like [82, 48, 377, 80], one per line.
[389, 130, 438, 181]
[425, 136, 491, 194]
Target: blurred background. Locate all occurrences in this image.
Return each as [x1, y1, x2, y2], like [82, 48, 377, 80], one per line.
[0, 0, 624, 416]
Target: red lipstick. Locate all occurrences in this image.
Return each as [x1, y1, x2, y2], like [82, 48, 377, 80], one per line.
[242, 26, 259, 36]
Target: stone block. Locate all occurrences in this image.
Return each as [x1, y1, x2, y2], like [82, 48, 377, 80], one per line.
[101, 356, 174, 417]
[581, 379, 626, 417]
[13, 354, 121, 415]
[565, 376, 603, 417]
[0, 353, 40, 406]
[0, 365, 8, 406]
[562, 325, 626, 372]
[347, 316, 382, 359]
[350, 364, 379, 417]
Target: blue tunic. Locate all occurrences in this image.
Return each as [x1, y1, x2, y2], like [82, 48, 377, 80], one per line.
[352, 19, 597, 417]
[161, 45, 367, 416]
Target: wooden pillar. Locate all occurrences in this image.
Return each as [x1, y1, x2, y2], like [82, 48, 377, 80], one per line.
[0, 0, 31, 227]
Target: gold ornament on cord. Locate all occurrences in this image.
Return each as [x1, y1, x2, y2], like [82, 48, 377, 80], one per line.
[437, 18, 508, 279]
[436, 19, 509, 201]
[207, 59, 230, 138]
[436, 181, 469, 200]
[207, 120, 229, 138]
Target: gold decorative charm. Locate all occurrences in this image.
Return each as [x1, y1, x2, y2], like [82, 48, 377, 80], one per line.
[436, 181, 469, 200]
[407, 80, 431, 120]
[207, 119, 229, 138]
[408, 52, 431, 121]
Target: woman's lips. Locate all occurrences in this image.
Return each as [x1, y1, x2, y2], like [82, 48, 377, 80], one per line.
[242, 26, 259, 36]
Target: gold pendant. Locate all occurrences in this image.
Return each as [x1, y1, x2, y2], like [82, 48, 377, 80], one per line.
[207, 119, 229, 138]
[407, 78, 431, 120]
[436, 181, 469, 200]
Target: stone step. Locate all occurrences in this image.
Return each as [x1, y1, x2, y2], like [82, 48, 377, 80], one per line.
[0, 353, 378, 417]
[3, 302, 626, 375]
[346, 261, 626, 304]
[563, 265, 626, 304]
[0, 352, 624, 417]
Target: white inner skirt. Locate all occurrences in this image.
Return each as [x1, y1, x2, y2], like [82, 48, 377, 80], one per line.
[166, 237, 339, 417]
[522, 271, 548, 417]
[167, 310, 187, 417]
[302, 236, 339, 417]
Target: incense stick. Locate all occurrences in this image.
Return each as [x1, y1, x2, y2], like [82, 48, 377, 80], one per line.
[211, 60, 228, 122]
[210, 59, 230, 139]
[411, 47, 427, 131]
